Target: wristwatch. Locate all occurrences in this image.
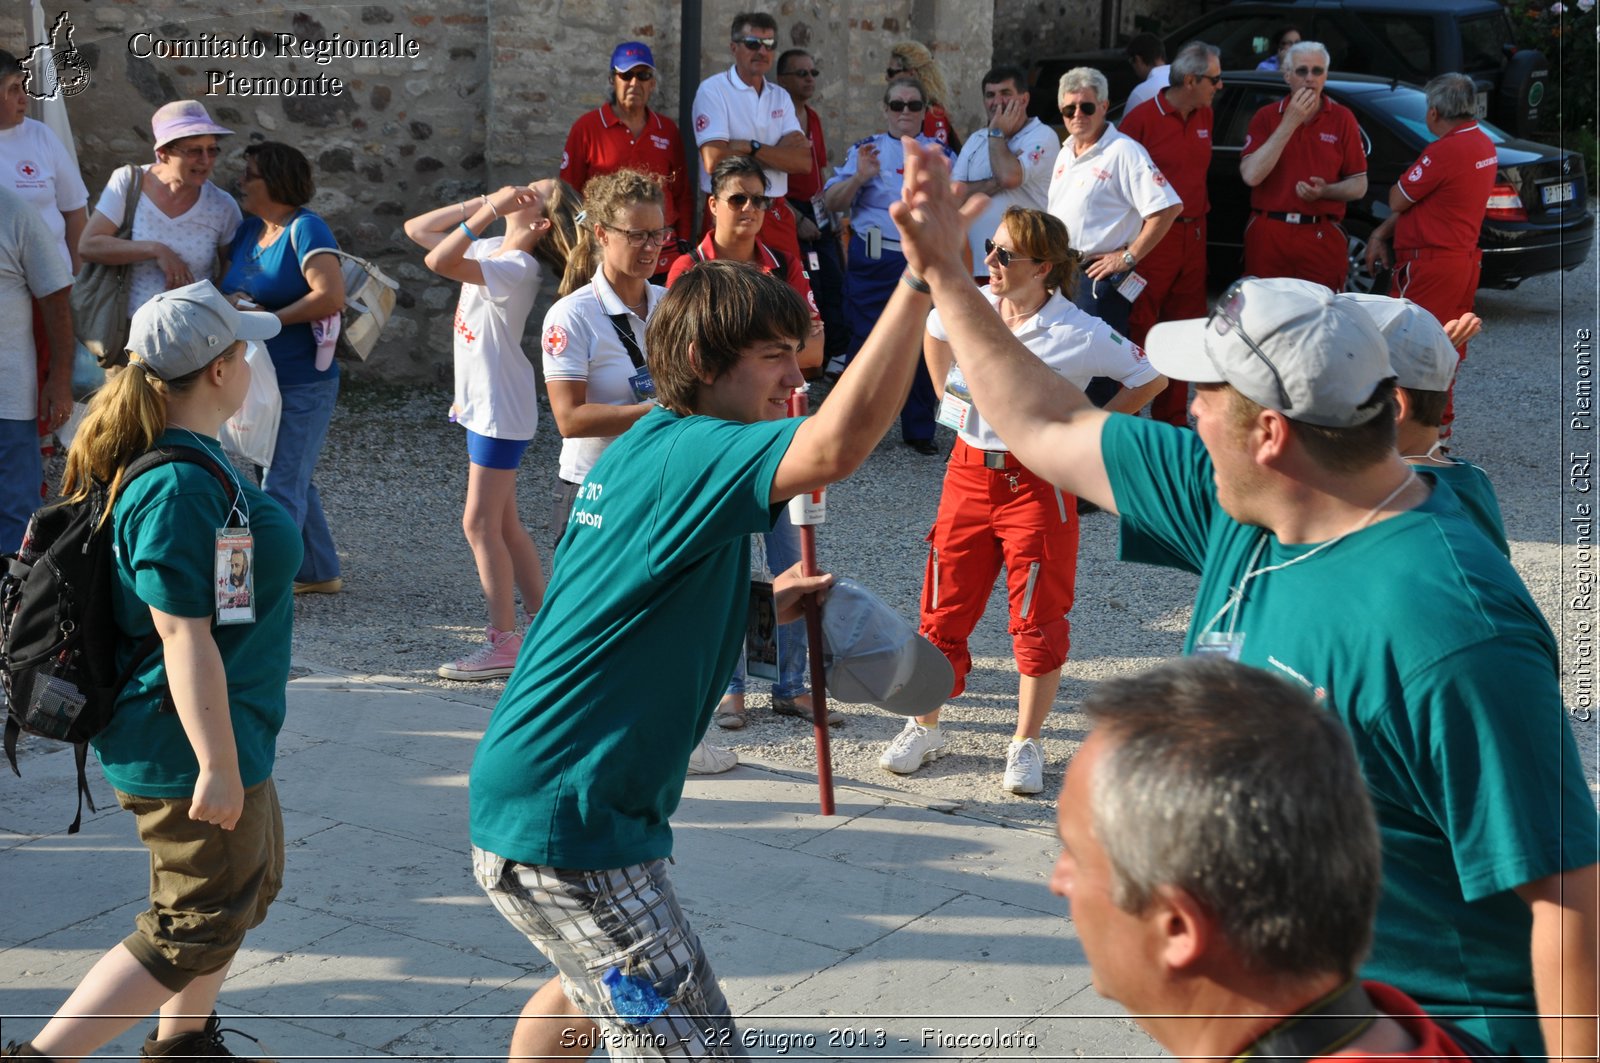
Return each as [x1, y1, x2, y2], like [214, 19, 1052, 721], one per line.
[986, 128, 1006, 139]
[750, 139, 762, 155]
[1121, 250, 1137, 268]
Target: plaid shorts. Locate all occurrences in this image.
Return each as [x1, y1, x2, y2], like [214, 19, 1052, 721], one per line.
[472, 847, 746, 1060]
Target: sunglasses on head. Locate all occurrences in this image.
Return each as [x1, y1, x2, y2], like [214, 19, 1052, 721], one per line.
[615, 68, 654, 82]
[885, 66, 908, 79]
[983, 239, 1038, 268]
[783, 66, 820, 78]
[722, 192, 771, 211]
[1293, 65, 1327, 77]
[886, 98, 926, 113]
[1059, 101, 1098, 119]
[1211, 282, 1292, 411]
[734, 35, 776, 51]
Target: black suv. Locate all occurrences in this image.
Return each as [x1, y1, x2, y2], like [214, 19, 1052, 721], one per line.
[1027, 0, 1549, 138]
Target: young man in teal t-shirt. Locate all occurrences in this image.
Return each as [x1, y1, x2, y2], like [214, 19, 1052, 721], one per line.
[934, 275, 1599, 1063]
[468, 142, 988, 1061]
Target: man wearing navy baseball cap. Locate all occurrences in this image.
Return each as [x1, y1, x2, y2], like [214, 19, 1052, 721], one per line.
[937, 274, 1598, 1063]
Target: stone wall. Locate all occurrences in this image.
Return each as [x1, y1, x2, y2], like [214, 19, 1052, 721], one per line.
[14, 1, 991, 380]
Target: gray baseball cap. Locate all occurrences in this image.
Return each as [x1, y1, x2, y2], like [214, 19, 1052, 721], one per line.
[820, 578, 953, 716]
[1340, 293, 1458, 393]
[127, 281, 281, 380]
[1144, 277, 1396, 428]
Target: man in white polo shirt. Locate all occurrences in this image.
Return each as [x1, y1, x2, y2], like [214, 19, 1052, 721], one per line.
[950, 63, 1053, 283]
[691, 10, 811, 266]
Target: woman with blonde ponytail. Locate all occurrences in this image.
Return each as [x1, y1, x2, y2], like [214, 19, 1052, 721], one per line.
[11, 282, 300, 1062]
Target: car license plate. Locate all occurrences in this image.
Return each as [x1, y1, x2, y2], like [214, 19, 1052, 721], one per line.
[1542, 181, 1575, 206]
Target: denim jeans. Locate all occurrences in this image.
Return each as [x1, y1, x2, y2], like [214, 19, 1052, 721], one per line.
[0, 417, 42, 554]
[726, 509, 808, 698]
[1074, 267, 1133, 407]
[262, 377, 341, 583]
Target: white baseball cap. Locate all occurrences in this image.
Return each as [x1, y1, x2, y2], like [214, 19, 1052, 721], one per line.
[1144, 277, 1396, 428]
[1339, 293, 1458, 393]
[127, 281, 281, 380]
[820, 579, 953, 716]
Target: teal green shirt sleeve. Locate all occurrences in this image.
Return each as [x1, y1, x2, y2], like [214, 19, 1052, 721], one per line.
[1102, 414, 1219, 573]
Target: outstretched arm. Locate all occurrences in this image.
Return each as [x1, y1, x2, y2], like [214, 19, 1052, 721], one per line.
[770, 139, 986, 501]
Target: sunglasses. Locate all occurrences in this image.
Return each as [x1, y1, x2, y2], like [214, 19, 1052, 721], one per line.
[1198, 73, 1224, 86]
[734, 35, 777, 51]
[1293, 65, 1327, 77]
[602, 223, 674, 247]
[885, 67, 908, 79]
[1059, 101, 1098, 119]
[615, 68, 654, 82]
[783, 67, 820, 78]
[721, 192, 771, 211]
[983, 239, 1037, 268]
[1211, 283, 1292, 411]
[170, 144, 222, 160]
[886, 98, 926, 113]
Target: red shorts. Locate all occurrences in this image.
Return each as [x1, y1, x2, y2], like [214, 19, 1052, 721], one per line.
[920, 440, 1078, 697]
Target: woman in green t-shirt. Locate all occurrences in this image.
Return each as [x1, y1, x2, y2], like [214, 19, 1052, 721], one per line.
[13, 282, 298, 1062]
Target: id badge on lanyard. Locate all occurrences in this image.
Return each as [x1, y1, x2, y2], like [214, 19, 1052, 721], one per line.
[215, 528, 256, 625]
[936, 366, 975, 433]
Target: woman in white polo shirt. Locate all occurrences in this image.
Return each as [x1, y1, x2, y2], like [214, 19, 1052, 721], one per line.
[878, 207, 1166, 794]
[541, 169, 667, 544]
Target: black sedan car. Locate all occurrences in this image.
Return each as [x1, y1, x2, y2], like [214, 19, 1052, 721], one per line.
[1195, 71, 1592, 292]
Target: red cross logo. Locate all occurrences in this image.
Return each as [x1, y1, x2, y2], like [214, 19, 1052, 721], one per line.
[18, 162, 38, 178]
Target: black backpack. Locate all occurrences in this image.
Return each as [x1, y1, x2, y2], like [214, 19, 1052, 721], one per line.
[1, 444, 238, 833]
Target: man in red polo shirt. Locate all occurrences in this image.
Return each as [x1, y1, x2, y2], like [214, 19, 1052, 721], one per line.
[1366, 73, 1497, 433]
[1239, 41, 1367, 292]
[1120, 40, 1220, 426]
[559, 42, 695, 277]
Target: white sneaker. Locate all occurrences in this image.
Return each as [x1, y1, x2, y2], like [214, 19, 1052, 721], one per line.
[687, 738, 739, 775]
[878, 720, 946, 774]
[1003, 737, 1044, 795]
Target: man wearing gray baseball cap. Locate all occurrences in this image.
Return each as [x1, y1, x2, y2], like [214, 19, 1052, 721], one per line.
[934, 273, 1597, 1063]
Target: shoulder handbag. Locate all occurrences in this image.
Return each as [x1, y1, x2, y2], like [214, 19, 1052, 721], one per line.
[70, 165, 143, 369]
[287, 219, 400, 362]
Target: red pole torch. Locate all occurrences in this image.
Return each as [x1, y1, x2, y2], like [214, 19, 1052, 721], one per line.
[787, 386, 836, 815]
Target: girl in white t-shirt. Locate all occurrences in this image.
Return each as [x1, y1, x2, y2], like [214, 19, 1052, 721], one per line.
[405, 181, 579, 681]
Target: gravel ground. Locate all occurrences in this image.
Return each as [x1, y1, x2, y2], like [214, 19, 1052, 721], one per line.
[286, 238, 1597, 832]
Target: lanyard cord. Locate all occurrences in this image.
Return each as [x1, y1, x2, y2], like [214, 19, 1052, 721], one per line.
[177, 428, 251, 529]
[1198, 470, 1417, 640]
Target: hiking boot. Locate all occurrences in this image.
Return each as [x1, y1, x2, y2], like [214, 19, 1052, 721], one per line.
[686, 738, 738, 775]
[3, 1042, 56, 1060]
[1002, 737, 1045, 795]
[438, 626, 523, 681]
[141, 1013, 271, 1060]
[878, 720, 946, 774]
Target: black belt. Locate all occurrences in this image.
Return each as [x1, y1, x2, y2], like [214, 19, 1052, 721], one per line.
[1258, 210, 1328, 225]
[1176, 215, 1203, 224]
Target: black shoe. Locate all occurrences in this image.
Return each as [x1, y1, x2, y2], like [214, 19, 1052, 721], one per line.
[141, 1014, 271, 1060]
[905, 438, 940, 456]
[1076, 496, 1100, 515]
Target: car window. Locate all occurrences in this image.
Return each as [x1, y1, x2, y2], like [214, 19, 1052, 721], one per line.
[1378, 88, 1511, 144]
[1361, 15, 1436, 79]
[1174, 13, 1290, 70]
[1459, 13, 1511, 71]
[1220, 86, 1287, 148]
[1310, 17, 1365, 74]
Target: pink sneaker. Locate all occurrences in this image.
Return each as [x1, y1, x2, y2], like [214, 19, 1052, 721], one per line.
[437, 626, 523, 681]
